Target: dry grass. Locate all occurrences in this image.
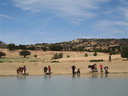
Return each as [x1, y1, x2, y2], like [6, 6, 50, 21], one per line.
[0, 49, 128, 76]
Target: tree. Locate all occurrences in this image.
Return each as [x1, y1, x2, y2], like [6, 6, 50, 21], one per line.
[67, 55, 70, 58]
[85, 53, 88, 57]
[42, 46, 47, 51]
[34, 54, 37, 58]
[58, 53, 63, 58]
[0, 51, 6, 58]
[52, 53, 58, 59]
[7, 43, 17, 50]
[49, 44, 63, 51]
[121, 46, 128, 60]
[52, 53, 63, 59]
[93, 52, 97, 56]
[19, 50, 31, 57]
[18, 45, 26, 50]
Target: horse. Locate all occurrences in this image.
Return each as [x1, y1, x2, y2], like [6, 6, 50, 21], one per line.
[88, 64, 98, 72]
[17, 66, 26, 75]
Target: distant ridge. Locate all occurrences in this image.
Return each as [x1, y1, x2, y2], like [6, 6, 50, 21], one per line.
[0, 38, 128, 53]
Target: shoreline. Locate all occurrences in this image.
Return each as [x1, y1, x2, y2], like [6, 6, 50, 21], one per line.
[0, 50, 128, 77]
[1, 72, 128, 77]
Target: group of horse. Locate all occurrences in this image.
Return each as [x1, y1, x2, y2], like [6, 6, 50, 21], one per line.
[88, 64, 109, 74]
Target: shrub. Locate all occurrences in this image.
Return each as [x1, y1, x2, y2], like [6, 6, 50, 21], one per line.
[85, 53, 88, 57]
[67, 55, 70, 58]
[93, 52, 97, 56]
[0, 51, 6, 58]
[34, 54, 37, 58]
[121, 46, 128, 60]
[90, 59, 104, 62]
[58, 53, 63, 58]
[19, 50, 31, 57]
[51, 61, 59, 63]
[52, 53, 63, 59]
[52, 53, 58, 59]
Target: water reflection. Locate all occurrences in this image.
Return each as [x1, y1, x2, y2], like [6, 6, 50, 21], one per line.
[71, 73, 110, 79]
[17, 75, 26, 80]
[105, 73, 108, 78]
[44, 74, 51, 79]
[72, 73, 81, 79]
[91, 73, 98, 78]
[0, 74, 128, 96]
[100, 73, 103, 78]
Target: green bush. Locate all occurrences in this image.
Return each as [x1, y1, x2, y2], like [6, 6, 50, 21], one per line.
[67, 55, 70, 58]
[19, 50, 31, 57]
[58, 53, 63, 58]
[34, 54, 37, 58]
[52, 53, 63, 59]
[121, 46, 128, 60]
[85, 53, 88, 57]
[51, 61, 59, 63]
[0, 61, 4, 63]
[90, 59, 104, 62]
[93, 52, 97, 56]
[0, 51, 6, 58]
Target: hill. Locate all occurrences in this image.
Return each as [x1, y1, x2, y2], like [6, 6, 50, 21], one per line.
[1, 38, 128, 54]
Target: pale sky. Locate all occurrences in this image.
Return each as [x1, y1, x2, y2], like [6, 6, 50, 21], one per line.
[0, 0, 128, 44]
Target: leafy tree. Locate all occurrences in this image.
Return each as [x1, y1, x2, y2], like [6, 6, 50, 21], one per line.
[67, 55, 70, 58]
[27, 46, 36, 50]
[93, 52, 97, 56]
[18, 45, 27, 50]
[58, 53, 63, 58]
[52, 53, 58, 59]
[121, 46, 128, 60]
[70, 47, 77, 51]
[19, 50, 31, 57]
[34, 54, 37, 58]
[0, 51, 6, 58]
[52, 53, 63, 59]
[85, 53, 88, 57]
[77, 46, 84, 51]
[49, 44, 63, 51]
[42, 46, 47, 51]
[7, 43, 17, 50]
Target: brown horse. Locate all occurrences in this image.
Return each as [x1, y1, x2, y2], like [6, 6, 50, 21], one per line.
[17, 66, 26, 75]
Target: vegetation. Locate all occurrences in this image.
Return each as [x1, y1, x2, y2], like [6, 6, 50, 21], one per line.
[0, 57, 39, 63]
[85, 53, 88, 57]
[41, 46, 47, 51]
[51, 61, 59, 63]
[93, 52, 97, 56]
[49, 44, 63, 51]
[0, 51, 6, 58]
[121, 46, 128, 60]
[90, 59, 104, 62]
[19, 50, 31, 57]
[34, 54, 37, 58]
[1, 39, 128, 54]
[7, 43, 17, 50]
[67, 55, 70, 58]
[52, 53, 63, 59]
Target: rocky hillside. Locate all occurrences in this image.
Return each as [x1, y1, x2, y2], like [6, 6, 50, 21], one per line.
[0, 38, 128, 53]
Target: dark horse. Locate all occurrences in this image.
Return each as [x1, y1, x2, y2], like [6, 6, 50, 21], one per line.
[88, 64, 98, 73]
[17, 65, 27, 75]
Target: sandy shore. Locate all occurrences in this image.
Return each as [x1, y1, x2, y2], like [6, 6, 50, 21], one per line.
[0, 49, 128, 76]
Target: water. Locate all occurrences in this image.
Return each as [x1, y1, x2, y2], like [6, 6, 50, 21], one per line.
[0, 74, 128, 96]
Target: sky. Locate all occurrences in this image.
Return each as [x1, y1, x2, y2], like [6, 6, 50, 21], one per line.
[0, 0, 128, 45]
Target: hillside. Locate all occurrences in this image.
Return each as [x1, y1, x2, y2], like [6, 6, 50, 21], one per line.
[1, 38, 128, 53]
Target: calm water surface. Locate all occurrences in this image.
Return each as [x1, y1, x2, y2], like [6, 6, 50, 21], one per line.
[0, 74, 128, 96]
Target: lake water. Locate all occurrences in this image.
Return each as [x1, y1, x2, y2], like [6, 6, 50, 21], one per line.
[0, 74, 128, 96]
